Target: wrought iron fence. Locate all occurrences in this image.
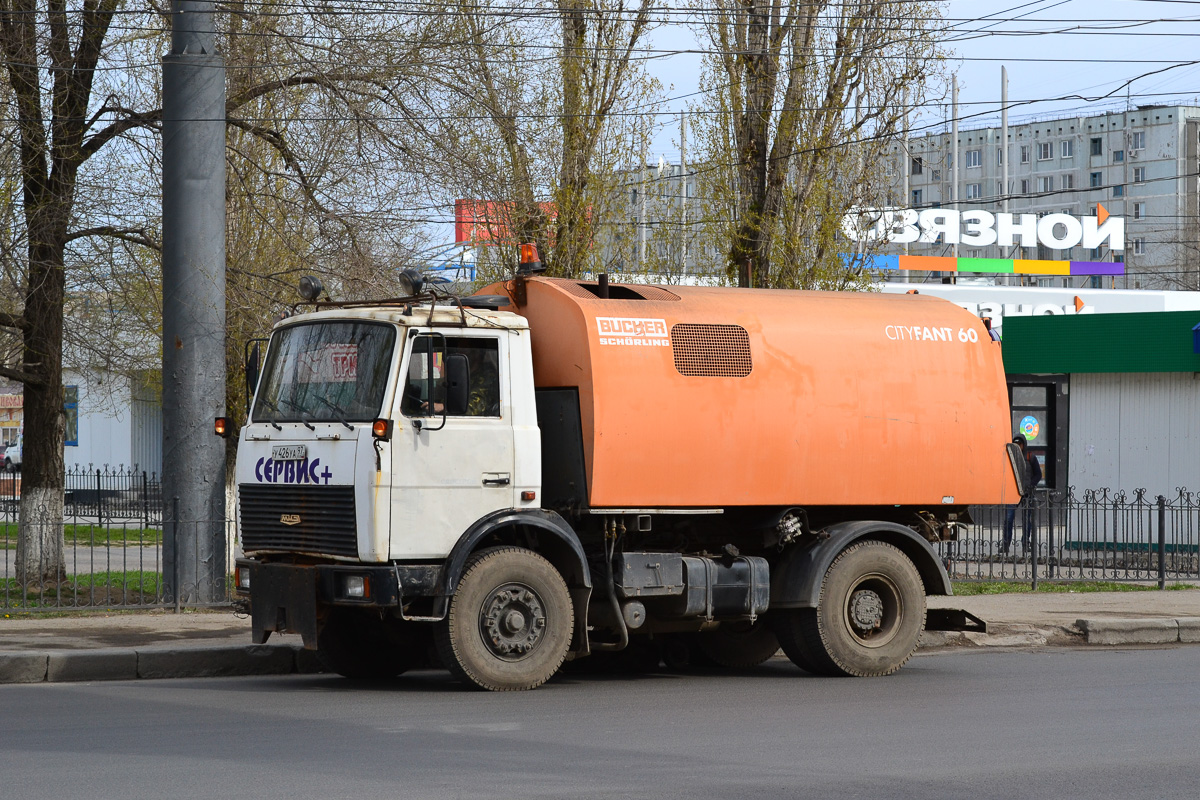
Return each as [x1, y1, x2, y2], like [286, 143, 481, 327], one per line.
[2, 468, 232, 612]
[939, 487, 1200, 588]
[3, 476, 1197, 613]
[0, 466, 164, 527]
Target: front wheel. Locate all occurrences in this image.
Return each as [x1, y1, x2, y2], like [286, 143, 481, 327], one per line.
[435, 546, 573, 691]
[774, 541, 925, 677]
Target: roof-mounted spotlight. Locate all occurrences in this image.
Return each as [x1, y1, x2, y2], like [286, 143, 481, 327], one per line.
[398, 268, 425, 297]
[298, 275, 324, 302]
[518, 242, 545, 274]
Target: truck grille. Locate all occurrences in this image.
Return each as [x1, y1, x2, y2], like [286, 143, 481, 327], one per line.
[239, 484, 357, 557]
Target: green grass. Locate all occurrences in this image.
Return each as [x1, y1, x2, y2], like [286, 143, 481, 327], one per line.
[0, 523, 162, 549]
[1, 570, 164, 609]
[952, 580, 1198, 595]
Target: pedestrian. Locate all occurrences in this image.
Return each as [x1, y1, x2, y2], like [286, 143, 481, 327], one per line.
[1001, 435, 1043, 555]
[983, 316, 1001, 342]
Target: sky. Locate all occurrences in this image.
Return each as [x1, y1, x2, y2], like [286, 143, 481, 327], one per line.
[641, 0, 1200, 160]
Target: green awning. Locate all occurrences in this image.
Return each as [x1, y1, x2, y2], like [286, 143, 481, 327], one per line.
[1002, 310, 1200, 374]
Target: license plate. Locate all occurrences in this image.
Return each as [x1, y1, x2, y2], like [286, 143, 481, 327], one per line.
[272, 445, 307, 461]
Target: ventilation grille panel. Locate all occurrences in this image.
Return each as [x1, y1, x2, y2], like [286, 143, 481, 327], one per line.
[670, 324, 753, 377]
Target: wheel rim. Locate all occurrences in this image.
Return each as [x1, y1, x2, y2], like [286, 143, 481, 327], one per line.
[841, 572, 903, 648]
[478, 582, 547, 661]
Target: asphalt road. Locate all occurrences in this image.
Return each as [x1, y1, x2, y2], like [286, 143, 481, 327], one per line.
[1, 647, 1198, 799]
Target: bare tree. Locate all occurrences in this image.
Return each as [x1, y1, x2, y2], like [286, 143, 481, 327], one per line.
[411, 0, 659, 281]
[693, 0, 943, 289]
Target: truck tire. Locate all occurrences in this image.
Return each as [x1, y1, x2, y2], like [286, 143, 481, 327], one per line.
[435, 546, 573, 691]
[694, 619, 780, 669]
[774, 541, 925, 677]
[317, 609, 428, 680]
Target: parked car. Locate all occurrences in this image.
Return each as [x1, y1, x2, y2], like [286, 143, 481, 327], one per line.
[5, 437, 21, 471]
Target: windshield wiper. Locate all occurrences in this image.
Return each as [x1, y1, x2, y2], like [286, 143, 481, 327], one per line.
[314, 394, 354, 431]
[279, 398, 316, 431]
[254, 398, 284, 431]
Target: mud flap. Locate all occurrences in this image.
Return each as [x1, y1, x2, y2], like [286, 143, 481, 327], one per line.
[250, 563, 320, 648]
[925, 608, 987, 633]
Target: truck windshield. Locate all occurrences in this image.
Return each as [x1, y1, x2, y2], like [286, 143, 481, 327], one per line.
[253, 321, 396, 424]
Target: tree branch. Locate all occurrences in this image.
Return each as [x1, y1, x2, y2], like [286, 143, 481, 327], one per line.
[67, 226, 161, 251]
[0, 363, 43, 386]
[0, 311, 26, 331]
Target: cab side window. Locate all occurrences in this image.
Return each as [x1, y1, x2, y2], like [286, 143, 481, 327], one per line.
[401, 336, 500, 418]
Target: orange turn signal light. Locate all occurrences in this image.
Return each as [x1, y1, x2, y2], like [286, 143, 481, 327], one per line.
[372, 419, 393, 441]
[521, 490, 536, 502]
[214, 417, 230, 437]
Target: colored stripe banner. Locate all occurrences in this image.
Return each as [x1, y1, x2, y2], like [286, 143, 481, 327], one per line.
[845, 254, 1124, 276]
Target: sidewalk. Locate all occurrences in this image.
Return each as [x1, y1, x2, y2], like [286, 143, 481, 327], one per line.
[1, 589, 1198, 684]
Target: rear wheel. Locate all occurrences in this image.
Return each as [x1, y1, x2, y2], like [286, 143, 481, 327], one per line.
[774, 541, 925, 677]
[317, 609, 429, 680]
[693, 618, 780, 669]
[435, 546, 573, 691]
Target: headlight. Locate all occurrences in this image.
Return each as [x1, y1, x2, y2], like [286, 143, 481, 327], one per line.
[236, 566, 251, 591]
[343, 575, 370, 599]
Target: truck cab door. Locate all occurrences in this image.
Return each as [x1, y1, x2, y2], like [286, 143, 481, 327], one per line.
[389, 332, 515, 559]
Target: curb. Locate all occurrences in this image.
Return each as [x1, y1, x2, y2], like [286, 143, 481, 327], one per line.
[0, 643, 318, 685]
[1076, 617, 1200, 645]
[3, 618, 1199, 684]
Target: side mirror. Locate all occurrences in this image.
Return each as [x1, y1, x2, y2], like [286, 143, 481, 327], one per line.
[1006, 442, 1029, 497]
[445, 353, 470, 416]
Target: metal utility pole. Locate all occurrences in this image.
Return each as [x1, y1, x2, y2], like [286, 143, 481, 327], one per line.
[1001, 66, 1010, 284]
[162, 1, 227, 604]
[951, 75, 959, 281]
[902, 88, 910, 282]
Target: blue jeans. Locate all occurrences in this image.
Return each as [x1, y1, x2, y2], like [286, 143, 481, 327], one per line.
[1002, 500, 1036, 552]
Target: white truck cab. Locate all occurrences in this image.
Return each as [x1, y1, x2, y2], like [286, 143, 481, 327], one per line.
[234, 295, 593, 691]
[236, 304, 541, 565]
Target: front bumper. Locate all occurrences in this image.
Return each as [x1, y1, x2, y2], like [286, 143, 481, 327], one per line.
[236, 559, 443, 647]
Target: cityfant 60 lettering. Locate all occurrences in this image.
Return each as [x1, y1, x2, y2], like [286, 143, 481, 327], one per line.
[886, 325, 979, 343]
[843, 205, 1124, 252]
[596, 317, 670, 347]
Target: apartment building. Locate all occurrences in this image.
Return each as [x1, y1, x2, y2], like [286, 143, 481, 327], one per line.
[896, 104, 1200, 289]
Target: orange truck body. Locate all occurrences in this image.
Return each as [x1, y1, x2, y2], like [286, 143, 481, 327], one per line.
[480, 276, 1020, 511]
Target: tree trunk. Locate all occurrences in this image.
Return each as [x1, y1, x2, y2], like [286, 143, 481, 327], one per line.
[15, 225, 67, 584]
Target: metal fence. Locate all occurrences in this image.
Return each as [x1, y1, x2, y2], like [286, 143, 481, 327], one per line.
[3, 474, 1198, 613]
[939, 487, 1200, 588]
[1, 467, 233, 612]
[0, 466, 164, 527]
